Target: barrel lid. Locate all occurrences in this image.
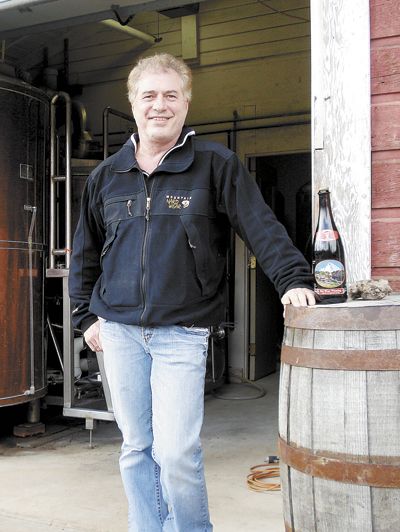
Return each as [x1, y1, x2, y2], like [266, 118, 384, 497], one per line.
[285, 295, 400, 330]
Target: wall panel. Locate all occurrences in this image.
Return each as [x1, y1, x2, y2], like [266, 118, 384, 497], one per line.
[370, 0, 400, 289]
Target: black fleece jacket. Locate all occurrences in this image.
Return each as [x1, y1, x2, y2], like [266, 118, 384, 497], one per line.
[69, 128, 313, 332]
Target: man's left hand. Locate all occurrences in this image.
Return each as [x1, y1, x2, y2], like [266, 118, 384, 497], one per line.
[281, 287, 316, 307]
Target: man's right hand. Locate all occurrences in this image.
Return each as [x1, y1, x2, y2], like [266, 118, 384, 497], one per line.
[84, 320, 103, 352]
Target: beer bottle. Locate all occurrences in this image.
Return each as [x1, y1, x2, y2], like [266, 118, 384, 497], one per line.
[312, 189, 347, 303]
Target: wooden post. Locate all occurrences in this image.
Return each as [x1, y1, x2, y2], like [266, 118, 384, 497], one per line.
[311, 0, 371, 283]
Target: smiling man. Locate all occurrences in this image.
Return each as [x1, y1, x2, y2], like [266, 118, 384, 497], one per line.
[69, 53, 315, 532]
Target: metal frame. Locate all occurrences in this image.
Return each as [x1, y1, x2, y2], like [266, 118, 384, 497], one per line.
[46, 93, 115, 427]
[102, 106, 135, 160]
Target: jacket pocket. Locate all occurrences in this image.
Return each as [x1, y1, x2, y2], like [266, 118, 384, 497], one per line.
[100, 221, 119, 265]
[180, 216, 224, 298]
[104, 194, 137, 224]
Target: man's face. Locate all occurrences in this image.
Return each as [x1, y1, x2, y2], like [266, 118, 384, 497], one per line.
[132, 69, 189, 146]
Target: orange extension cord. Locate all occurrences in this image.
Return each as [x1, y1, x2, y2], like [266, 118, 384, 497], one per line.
[247, 461, 281, 492]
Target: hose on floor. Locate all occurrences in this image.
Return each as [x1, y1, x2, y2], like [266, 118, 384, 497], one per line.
[247, 457, 281, 492]
[212, 376, 266, 400]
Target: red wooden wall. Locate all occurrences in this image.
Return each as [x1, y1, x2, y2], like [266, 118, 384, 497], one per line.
[371, 0, 400, 290]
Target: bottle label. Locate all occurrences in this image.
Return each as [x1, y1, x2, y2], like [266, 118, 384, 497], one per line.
[316, 230, 339, 241]
[314, 259, 345, 289]
[314, 287, 346, 296]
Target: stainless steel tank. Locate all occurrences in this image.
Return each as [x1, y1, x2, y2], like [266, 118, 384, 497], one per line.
[0, 74, 48, 406]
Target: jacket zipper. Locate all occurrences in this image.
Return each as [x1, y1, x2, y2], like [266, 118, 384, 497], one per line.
[136, 133, 194, 324]
[157, 130, 195, 166]
[140, 174, 153, 325]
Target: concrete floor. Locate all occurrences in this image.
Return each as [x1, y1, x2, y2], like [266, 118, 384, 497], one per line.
[0, 373, 284, 532]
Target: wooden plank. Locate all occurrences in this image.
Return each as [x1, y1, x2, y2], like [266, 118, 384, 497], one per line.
[313, 329, 344, 350]
[367, 371, 400, 457]
[290, 469, 316, 531]
[372, 220, 400, 267]
[65, 41, 181, 79]
[200, 24, 310, 54]
[371, 488, 400, 530]
[284, 327, 295, 347]
[200, 36, 310, 66]
[372, 158, 400, 208]
[181, 14, 199, 62]
[314, 477, 372, 531]
[344, 330, 366, 350]
[368, 369, 400, 528]
[370, 0, 400, 39]
[279, 462, 293, 529]
[200, 0, 308, 15]
[312, 369, 345, 453]
[371, 103, 400, 151]
[288, 366, 312, 448]
[364, 330, 397, 350]
[371, 207, 400, 220]
[63, 34, 180, 75]
[68, 35, 310, 84]
[310, 0, 371, 284]
[371, 276, 400, 291]
[200, 12, 309, 40]
[312, 351, 372, 529]
[342, 371, 369, 462]
[371, 44, 400, 96]
[199, 0, 309, 24]
[372, 266, 400, 277]
[278, 363, 291, 441]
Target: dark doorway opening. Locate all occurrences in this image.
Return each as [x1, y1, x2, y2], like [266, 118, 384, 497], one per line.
[248, 152, 311, 380]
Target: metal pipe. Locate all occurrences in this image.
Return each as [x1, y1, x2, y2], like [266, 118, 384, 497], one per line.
[27, 399, 41, 424]
[62, 276, 74, 409]
[24, 204, 37, 394]
[190, 110, 310, 129]
[103, 106, 135, 159]
[50, 91, 72, 268]
[195, 120, 311, 138]
[100, 19, 156, 44]
[50, 95, 57, 269]
[104, 119, 312, 151]
[94, 110, 311, 141]
[64, 92, 72, 268]
[47, 316, 64, 372]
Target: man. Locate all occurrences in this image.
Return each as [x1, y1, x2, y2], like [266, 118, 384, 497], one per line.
[69, 53, 315, 532]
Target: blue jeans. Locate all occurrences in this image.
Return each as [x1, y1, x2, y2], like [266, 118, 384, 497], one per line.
[99, 321, 213, 532]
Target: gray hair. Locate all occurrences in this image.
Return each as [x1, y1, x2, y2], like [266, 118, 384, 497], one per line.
[127, 53, 192, 106]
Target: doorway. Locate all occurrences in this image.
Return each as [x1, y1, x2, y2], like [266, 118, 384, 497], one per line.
[247, 152, 311, 380]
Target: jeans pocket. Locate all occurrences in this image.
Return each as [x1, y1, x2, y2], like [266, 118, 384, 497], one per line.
[181, 326, 210, 336]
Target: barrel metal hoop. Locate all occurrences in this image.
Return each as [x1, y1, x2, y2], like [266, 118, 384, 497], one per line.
[281, 345, 400, 370]
[278, 437, 400, 488]
[285, 304, 400, 330]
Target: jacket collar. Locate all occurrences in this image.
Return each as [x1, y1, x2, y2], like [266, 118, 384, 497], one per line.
[110, 127, 195, 174]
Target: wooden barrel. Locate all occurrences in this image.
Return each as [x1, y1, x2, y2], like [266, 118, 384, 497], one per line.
[279, 298, 400, 531]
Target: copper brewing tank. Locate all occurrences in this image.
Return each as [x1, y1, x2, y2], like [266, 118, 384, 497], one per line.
[0, 74, 48, 406]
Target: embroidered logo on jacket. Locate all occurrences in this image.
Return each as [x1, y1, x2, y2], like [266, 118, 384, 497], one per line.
[166, 195, 191, 209]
